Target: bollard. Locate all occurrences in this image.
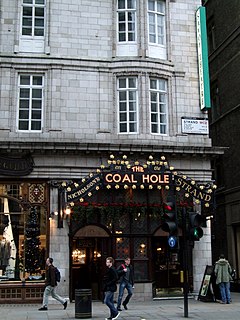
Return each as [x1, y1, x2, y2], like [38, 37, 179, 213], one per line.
[75, 289, 92, 319]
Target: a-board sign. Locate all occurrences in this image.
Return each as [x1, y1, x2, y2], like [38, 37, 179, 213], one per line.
[198, 265, 215, 302]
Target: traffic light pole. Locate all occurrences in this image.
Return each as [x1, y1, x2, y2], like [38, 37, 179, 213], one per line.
[182, 207, 189, 318]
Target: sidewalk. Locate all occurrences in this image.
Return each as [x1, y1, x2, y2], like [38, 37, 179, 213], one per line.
[0, 292, 240, 320]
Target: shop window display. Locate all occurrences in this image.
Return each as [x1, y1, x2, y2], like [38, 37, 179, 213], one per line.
[0, 184, 47, 281]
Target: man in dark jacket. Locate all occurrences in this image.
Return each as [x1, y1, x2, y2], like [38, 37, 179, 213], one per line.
[38, 257, 67, 311]
[103, 257, 120, 320]
[117, 257, 134, 311]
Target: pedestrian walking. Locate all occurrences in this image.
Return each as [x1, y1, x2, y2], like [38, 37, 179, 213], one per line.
[117, 257, 134, 311]
[103, 257, 120, 320]
[214, 253, 232, 304]
[38, 257, 67, 311]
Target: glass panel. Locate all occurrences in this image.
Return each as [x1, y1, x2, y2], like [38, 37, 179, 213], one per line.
[35, 7, 44, 17]
[20, 75, 31, 85]
[151, 114, 158, 122]
[129, 101, 136, 111]
[151, 102, 157, 112]
[23, 7, 32, 16]
[23, 0, 33, 3]
[128, 33, 135, 41]
[119, 23, 126, 32]
[128, 12, 135, 22]
[128, 78, 136, 88]
[148, 0, 155, 11]
[157, 1, 165, 14]
[152, 124, 158, 133]
[160, 124, 166, 134]
[33, 76, 43, 86]
[120, 123, 127, 132]
[120, 113, 127, 121]
[19, 110, 29, 119]
[127, 0, 136, 9]
[20, 88, 30, 98]
[129, 122, 136, 132]
[118, 12, 126, 22]
[119, 102, 127, 111]
[119, 78, 126, 88]
[22, 28, 32, 36]
[129, 112, 136, 121]
[119, 91, 127, 101]
[23, 18, 32, 26]
[31, 121, 41, 130]
[129, 91, 136, 101]
[19, 121, 29, 130]
[35, 18, 44, 27]
[36, 0, 45, 4]
[32, 100, 42, 109]
[32, 109, 41, 119]
[150, 80, 157, 90]
[118, 0, 125, 10]
[19, 100, 29, 109]
[34, 28, 44, 36]
[32, 89, 42, 99]
[119, 33, 126, 42]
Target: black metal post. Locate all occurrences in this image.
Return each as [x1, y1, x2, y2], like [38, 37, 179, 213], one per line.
[182, 207, 189, 318]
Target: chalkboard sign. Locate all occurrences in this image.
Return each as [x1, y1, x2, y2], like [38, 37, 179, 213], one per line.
[198, 265, 215, 302]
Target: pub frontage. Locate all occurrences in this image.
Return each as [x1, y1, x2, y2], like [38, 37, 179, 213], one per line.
[0, 152, 216, 303]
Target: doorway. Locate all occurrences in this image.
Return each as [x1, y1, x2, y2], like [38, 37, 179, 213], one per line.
[152, 236, 184, 297]
[70, 225, 111, 301]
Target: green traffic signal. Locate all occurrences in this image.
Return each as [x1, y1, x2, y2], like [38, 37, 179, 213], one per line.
[189, 212, 203, 241]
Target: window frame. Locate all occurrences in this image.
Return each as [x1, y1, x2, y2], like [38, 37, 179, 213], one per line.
[21, 0, 46, 39]
[148, 0, 166, 46]
[149, 78, 168, 135]
[117, 0, 137, 43]
[117, 76, 139, 134]
[17, 74, 44, 132]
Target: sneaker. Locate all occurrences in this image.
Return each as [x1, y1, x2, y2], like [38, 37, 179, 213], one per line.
[112, 312, 120, 320]
[123, 302, 128, 310]
[117, 306, 122, 311]
[38, 306, 48, 311]
[63, 301, 68, 310]
[105, 318, 112, 320]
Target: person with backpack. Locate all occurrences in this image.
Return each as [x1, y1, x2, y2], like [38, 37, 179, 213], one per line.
[38, 257, 67, 311]
[117, 257, 134, 311]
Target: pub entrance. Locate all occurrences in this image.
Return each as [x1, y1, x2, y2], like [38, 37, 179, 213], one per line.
[70, 225, 111, 301]
[153, 236, 184, 297]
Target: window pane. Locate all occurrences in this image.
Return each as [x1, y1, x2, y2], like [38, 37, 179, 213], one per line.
[33, 76, 43, 86]
[119, 79, 126, 88]
[23, 7, 32, 16]
[32, 110, 41, 119]
[127, 0, 136, 9]
[19, 110, 29, 119]
[129, 112, 136, 121]
[119, 91, 127, 101]
[118, 12, 126, 22]
[19, 121, 29, 130]
[35, 8, 44, 17]
[20, 75, 31, 85]
[119, 102, 127, 111]
[118, 0, 125, 10]
[23, 18, 32, 26]
[32, 100, 42, 110]
[36, 0, 45, 4]
[128, 78, 136, 88]
[34, 29, 44, 36]
[35, 18, 44, 27]
[148, 1, 155, 11]
[120, 123, 127, 132]
[31, 121, 41, 130]
[120, 113, 127, 121]
[152, 124, 158, 133]
[129, 123, 136, 132]
[20, 88, 30, 98]
[119, 33, 126, 41]
[151, 114, 157, 122]
[32, 89, 42, 99]
[20, 100, 29, 109]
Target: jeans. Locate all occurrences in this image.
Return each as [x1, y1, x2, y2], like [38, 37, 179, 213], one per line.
[42, 285, 65, 307]
[104, 291, 118, 318]
[219, 282, 231, 303]
[117, 281, 133, 307]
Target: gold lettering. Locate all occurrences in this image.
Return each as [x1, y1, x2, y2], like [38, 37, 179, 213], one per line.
[105, 173, 113, 183]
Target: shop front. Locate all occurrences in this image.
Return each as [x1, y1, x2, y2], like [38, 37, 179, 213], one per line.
[63, 155, 215, 301]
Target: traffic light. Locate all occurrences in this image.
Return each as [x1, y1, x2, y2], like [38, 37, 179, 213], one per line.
[189, 212, 203, 241]
[161, 202, 177, 236]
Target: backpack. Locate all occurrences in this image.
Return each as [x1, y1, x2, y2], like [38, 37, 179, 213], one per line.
[55, 267, 61, 282]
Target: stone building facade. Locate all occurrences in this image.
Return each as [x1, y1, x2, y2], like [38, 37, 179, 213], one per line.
[0, 0, 222, 302]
